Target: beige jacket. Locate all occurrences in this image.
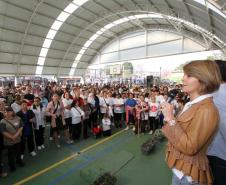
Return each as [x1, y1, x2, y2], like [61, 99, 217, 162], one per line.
[162, 98, 219, 185]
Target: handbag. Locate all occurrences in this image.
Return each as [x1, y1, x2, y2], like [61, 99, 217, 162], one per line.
[55, 115, 64, 129]
[45, 115, 51, 123]
[53, 101, 65, 129]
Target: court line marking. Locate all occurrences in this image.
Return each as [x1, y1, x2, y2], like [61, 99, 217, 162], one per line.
[48, 133, 131, 185]
[14, 129, 125, 185]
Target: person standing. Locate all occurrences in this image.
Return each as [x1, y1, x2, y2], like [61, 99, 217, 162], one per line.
[135, 95, 149, 135]
[17, 101, 36, 157]
[23, 86, 35, 107]
[113, 94, 124, 128]
[46, 94, 71, 147]
[81, 98, 91, 139]
[11, 95, 22, 114]
[70, 100, 85, 141]
[0, 101, 7, 177]
[207, 60, 226, 185]
[62, 92, 73, 141]
[31, 97, 46, 150]
[161, 60, 221, 185]
[148, 95, 160, 134]
[124, 93, 137, 130]
[0, 107, 24, 172]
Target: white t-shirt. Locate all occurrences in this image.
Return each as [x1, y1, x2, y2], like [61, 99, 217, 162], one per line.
[71, 106, 85, 124]
[99, 97, 110, 113]
[113, 98, 124, 113]
[30, 106, 46, 129]
[102, 118, 111, 131]
[156, 95, 165, 104]
[11, 102, 21, 113]
[148, 102, 160, 117]
[62, 98, 73, 118]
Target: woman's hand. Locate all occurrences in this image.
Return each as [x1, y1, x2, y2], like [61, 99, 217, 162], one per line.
[29, 118, 34, 123]
[52, 114, 56, 119]
[161, 102, 174, 122]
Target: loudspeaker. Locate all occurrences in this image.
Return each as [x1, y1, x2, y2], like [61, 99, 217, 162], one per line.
[146, 75, 154, 87]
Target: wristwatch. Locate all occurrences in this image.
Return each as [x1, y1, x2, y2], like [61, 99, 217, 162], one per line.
[168, 119, 176, 126]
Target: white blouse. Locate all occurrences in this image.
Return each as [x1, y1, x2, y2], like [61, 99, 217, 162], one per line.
[62, 98, 73, 119]
[31, 106, 46, 129]
[102, 118, 111, 131]
[71, 106, 85, 124]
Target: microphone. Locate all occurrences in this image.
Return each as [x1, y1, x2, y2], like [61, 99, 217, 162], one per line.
[167, 89, 178, 103]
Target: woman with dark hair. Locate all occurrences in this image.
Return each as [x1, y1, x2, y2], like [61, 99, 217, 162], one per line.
[17, 100, 36, 157]
[46, 94, 71, 148]
[124, 93, 137, 130]
[0, 106, 24, 172]
[135, 95, 149, 135]
[88, 91, 99, 127]
[0, 101, 7, 177]
[161, 60, 221, 185]
[71, 100, 85, 141]
[113, 94, 124, 128]
[62, 92, 73, 140]
[81, 98, 91, 139]
[31, 97, 46, 150]
[11, 94, 21, 114]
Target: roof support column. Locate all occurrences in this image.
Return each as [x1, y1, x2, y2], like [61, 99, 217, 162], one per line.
[145, 29, 148, 56]
[182, 35, 185, 52]
[98, 52, 101, 64]
[118, 37, 121, 61]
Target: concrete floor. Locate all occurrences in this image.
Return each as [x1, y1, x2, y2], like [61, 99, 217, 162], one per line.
[0, 129, 172, 185]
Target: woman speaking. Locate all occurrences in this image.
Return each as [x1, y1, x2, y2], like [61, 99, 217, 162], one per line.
[161, 60, 221, 185]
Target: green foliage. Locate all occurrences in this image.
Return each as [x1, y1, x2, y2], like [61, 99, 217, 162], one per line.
[207, 52, 226, 60]
[122, 62, 133, 74]
[141, 129, 165, 155]
[174, 61, 190, 71]
[141, 138, 156, 155]
[153, 129, 165, 141]
[93, 172, 117, 185]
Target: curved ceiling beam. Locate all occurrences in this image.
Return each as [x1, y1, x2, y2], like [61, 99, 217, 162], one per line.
[34, 0, 226, 76]
[72, 25, 218, 72]
[35, 0, 89, 76]
[68, 12, 225, 76]
[56, 2, 226, 76]
[15, 0, 45, 76]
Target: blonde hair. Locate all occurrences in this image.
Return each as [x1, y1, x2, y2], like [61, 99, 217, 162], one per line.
[183, 60, 221, 94]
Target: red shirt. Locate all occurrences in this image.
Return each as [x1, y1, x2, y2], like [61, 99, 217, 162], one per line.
[92, 127, 102, 134]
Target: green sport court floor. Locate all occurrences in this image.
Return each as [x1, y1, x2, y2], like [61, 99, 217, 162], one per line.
[0, 129, 172, 185]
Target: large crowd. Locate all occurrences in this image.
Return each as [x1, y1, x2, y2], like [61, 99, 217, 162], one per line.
[0, 81, 187, 176]
[1, 59, 226, 185]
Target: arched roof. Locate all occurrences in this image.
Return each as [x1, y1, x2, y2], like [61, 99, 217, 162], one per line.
[0, 0, 225, 76]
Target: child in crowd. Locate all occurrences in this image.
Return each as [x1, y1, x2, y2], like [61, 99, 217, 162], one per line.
[92, 124, 102, 139]
[102, 113, 111, 137]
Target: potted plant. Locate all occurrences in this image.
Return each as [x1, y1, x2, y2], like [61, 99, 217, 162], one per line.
[93, 172, 117, 185]
[141, 138, 156, 155]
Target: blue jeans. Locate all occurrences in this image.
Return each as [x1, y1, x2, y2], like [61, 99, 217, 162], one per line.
[172, 174, 200, 185]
